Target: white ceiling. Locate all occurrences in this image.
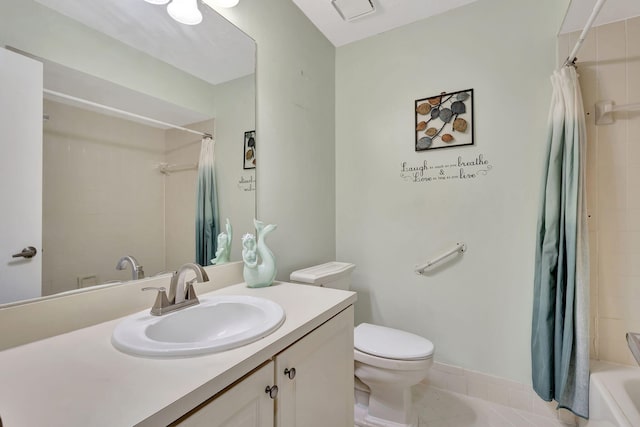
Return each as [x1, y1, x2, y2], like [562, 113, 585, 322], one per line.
[8, 46, 212, 127]
[28, 0, 640, 88]
[34, 0, 255, 86]
[292, 0, 478, 47]
[292, 0, 640, 47]
[41, 57, 212, 128]
[25, 0, 640, 127]
[22, 0, 255, 127]
[31, 0, 640, 93]
[560, 0, 640, 34]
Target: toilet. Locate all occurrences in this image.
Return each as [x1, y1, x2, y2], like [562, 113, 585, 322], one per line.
[290, 262, 435, 427]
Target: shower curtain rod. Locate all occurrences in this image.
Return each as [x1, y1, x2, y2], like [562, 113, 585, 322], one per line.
[43, 88, 212, 139]
[562, 0, 608, 68]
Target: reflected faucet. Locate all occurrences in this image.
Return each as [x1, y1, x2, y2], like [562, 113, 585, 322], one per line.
[115, 255, 145, 281]
[142, 263, 209, 316]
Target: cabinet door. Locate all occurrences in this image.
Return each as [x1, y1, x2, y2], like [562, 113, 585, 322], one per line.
[276, 306, 354, 427]
[173, 362, 274, 427]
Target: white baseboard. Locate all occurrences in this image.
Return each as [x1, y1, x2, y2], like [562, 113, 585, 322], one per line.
[424, 362, 578, 426]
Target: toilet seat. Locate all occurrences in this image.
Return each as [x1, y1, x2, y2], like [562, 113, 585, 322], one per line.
[354, 323, 434, 360]
[354, 348, 433, 371]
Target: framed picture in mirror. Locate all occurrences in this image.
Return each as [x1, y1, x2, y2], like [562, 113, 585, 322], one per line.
[244, 130, 256, 169]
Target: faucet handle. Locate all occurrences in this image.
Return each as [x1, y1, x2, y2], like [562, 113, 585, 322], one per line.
[135, 265, 145, 279]
[142, 287, 171, 316]
[184, 280, 200, 302]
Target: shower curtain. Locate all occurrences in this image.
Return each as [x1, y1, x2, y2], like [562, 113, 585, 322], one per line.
[531, 66, 590, 418]
[195, 136, 219, 266]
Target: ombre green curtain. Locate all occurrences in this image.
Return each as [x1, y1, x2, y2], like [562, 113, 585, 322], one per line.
[195, 136, 219, 266]
[532, 66, 590, 418]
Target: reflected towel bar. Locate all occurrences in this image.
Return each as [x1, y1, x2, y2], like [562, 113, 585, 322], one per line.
[415, 242, 466, 275]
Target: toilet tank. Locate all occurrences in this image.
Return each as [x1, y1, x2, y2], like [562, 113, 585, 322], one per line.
[289, 262, 355, 290]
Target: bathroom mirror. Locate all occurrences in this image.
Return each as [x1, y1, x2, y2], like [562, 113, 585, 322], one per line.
[0, 0, 256, 305]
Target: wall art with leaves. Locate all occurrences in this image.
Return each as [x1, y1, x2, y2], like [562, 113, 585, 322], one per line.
[415, 88, 474, 151]
[243, 130, 256, 169]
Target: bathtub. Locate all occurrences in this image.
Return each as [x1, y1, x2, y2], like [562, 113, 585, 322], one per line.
[579, 361, 640, 427]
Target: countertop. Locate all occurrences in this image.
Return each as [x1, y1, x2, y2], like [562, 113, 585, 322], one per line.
[0, 282, 356, 426]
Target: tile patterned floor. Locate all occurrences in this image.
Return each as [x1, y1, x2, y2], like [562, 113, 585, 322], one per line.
[412, 385, 574, 427]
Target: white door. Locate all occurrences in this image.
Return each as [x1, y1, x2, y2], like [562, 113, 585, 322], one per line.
[0, 47, 43, 304]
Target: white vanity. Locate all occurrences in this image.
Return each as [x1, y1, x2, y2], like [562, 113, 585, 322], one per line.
[0, 281, 356, 426]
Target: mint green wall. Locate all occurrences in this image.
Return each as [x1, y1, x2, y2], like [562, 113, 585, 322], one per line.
[335, 0, 569, 383]
[215, 0, 337, 277]
[213, 74, 256, 262]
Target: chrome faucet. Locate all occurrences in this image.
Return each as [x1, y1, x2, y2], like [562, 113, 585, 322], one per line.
[142, 263, 209, 316]
[116, 255, 145, 280]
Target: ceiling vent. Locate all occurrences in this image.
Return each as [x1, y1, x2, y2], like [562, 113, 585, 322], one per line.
[331, 0, 375, 22]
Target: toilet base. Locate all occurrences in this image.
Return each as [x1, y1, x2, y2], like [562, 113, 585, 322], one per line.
[354, 403, 417, 427]
[354, 360, 427, 427]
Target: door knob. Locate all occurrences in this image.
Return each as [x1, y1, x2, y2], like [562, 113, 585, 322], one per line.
[12, 246, 37, 259]
[265, 385, 278, 399]
[284, 367, 296, 380]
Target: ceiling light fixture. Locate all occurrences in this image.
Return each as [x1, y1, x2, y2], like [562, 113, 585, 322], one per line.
[144, 0, 240, 26]
[167, 0, 203, 25]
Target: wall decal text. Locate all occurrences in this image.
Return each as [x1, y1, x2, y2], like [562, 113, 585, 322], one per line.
[238, 175, 255, 192]
[400, 153, 492, 183]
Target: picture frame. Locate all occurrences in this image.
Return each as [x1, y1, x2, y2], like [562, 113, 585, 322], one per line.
[243, 130, 256, 169]
[414, 88, 474, 151]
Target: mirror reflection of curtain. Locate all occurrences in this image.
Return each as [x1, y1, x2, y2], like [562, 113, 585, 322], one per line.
[195, 136, 219, 266]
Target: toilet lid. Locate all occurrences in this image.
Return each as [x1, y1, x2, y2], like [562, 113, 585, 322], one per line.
[354, 323, 434, 360]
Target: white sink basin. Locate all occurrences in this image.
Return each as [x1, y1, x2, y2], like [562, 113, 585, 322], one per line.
[112, 295, 285, 357]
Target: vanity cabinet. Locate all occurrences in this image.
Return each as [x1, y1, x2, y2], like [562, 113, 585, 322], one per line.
[172, 306, 354, 427]
[173, 362, 275, 427]
[275, 306, 354, 427]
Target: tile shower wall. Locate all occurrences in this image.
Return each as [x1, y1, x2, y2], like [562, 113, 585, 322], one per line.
[558, 17, 640, 366]
[42, 100, 166, 295]
[44, 96, 252, 295]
